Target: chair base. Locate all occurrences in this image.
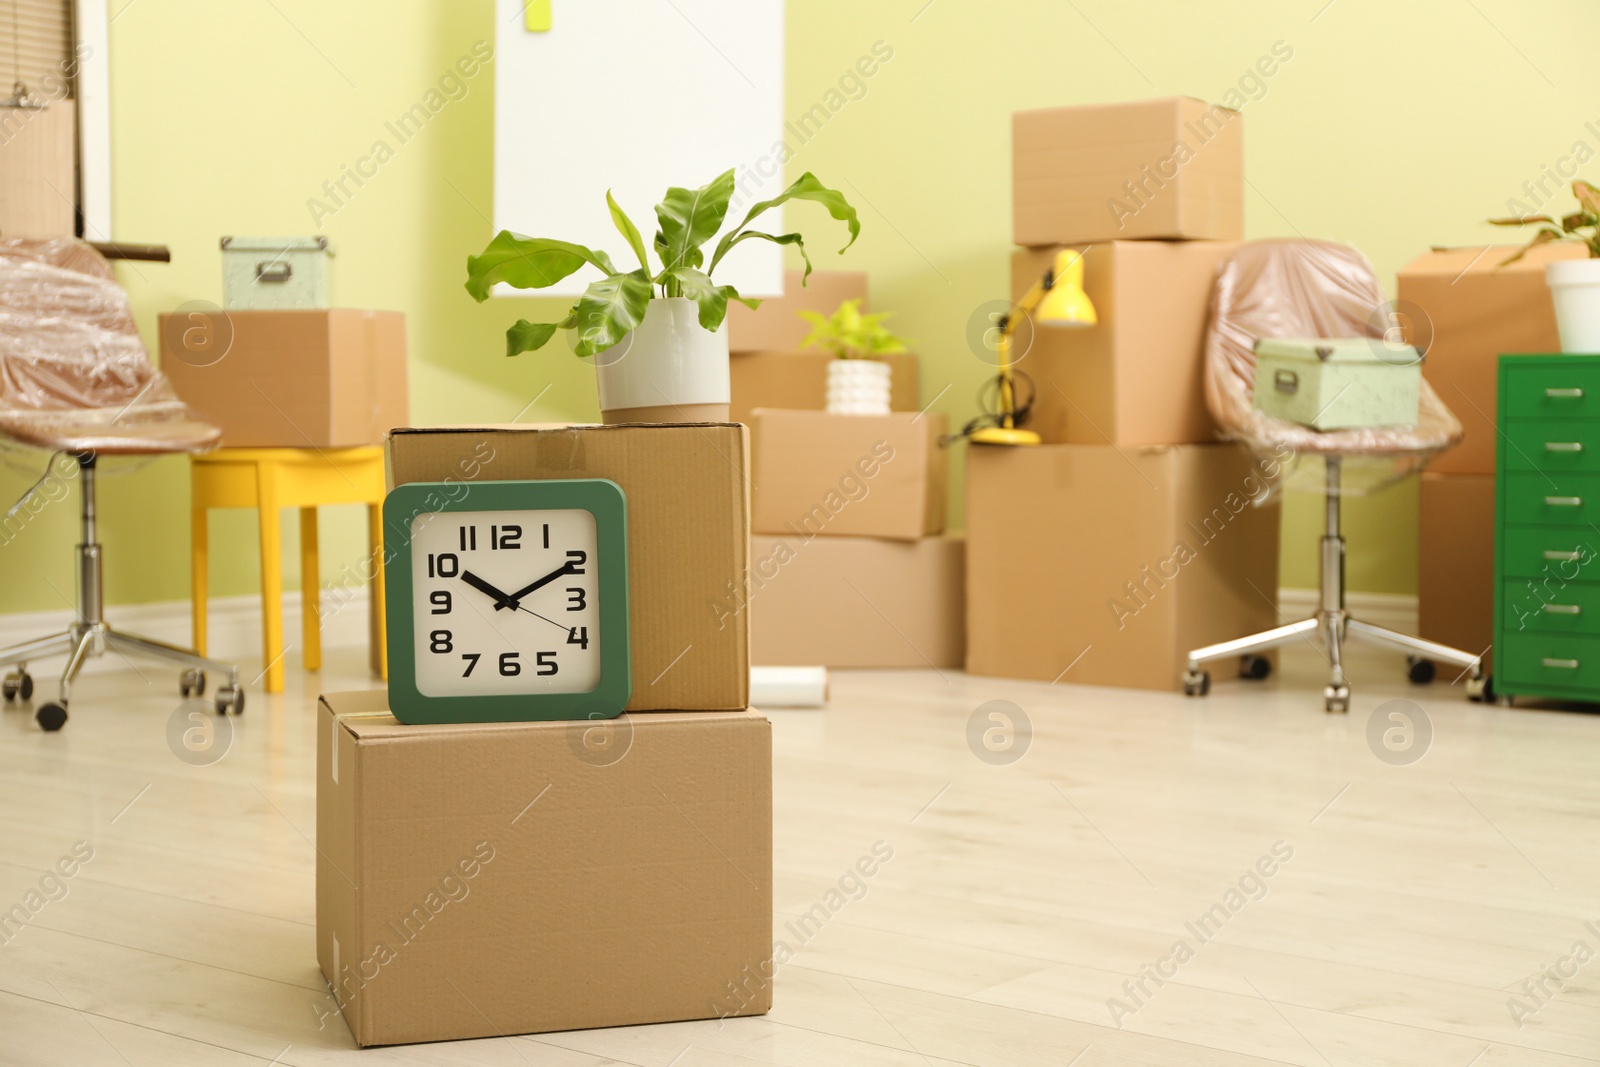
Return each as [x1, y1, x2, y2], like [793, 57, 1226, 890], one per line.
[0, 453, 241, 729]
[1183, 610, 1488, 713]
[1182, 457, 1488, 713]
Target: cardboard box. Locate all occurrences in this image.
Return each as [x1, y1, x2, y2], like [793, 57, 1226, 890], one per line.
[731, 351, 920, 427]
[727, 270, 868, 353]
[386, 423, 750, 712]
[1013, 97, 1244, 246]
[965, 443, 1281, 690]
[1398, 243, 1585, 474]
[317, 691, 772, 1047]
[747, 534, 964, 668]
[1418, 472, 1495, 669]
[750, 410, 947, 541]
[0, 98, 75, 239]
[159, 309, 408, 448]
[1011, 241, 1235, 445]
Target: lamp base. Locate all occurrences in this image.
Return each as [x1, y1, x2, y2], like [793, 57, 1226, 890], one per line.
[970, 426, 1041, 447]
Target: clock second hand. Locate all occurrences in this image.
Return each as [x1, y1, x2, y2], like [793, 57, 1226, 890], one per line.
[516, 604, 575, 638]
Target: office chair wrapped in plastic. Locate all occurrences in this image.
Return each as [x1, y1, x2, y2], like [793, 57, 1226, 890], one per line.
[0, 238, 242, 730]
[1184, 239, 1490, 712]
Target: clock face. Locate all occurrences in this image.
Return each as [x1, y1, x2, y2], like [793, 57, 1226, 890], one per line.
[408, 507, 601, 697]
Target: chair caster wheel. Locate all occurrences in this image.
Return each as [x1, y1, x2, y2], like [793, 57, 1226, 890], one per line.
[1241, 655, 1271, 680]
[180, 669, 206, 698]
[1407, 656, 1436, 685]
[1466, 674, 1493, 703]
[214, 685, 244, 716]
[35, 701, 67, 731]
[3, 670, 33, 702]
[1324, 685, 1350, 714]
[1183, 670, 1211, 697]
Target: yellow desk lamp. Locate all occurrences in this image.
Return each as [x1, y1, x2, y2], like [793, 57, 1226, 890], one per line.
[971, 248, 1097, 446]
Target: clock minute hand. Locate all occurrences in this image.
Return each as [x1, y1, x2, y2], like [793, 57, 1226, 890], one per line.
[460, 570, 519, 611]
[496, 561, 577, 611]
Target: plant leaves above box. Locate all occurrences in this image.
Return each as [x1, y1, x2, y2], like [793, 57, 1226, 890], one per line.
[466, 169, 860, 356]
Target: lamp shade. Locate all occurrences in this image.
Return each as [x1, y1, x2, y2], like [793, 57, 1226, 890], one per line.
[1037, 249, 1097, 327]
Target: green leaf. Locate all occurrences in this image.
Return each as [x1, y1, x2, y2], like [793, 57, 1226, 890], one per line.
[662, 268, 756, 332]
[653, 169, 736, 275]
[1499, 228, 1566, 266]
[714, 230, 814, 284]
[505, 310, 577, 356]
[570, 270, 653, 357]
[710, 173, 859, 274]
[607, 190, 652, 274]
[465, 231, 616, 301]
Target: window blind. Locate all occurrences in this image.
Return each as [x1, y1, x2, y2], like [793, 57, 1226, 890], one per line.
[3, 0, 73, 99]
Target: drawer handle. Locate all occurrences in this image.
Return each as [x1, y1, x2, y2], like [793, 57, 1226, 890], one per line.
[1542, 604, 1582, 615]
[1545, 496, 1583, 507]
[1544, 550, 1583, 561]
[1543, 657, 1581, 669]
[1546, 388, 1585, 398]
[1545, 442, 1584, 452]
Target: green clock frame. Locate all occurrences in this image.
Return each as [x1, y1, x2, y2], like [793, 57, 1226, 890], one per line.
[383, 478, 631, 725]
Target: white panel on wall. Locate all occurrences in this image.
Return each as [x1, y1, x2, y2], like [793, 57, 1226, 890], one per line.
[493, 0, 786, 298]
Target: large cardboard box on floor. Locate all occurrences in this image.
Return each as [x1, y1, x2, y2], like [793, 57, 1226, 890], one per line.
[1418, 473, 1495, 669]
[1011, 241, 1235, 445]
[751, 410, 946, 541]
[387, 423, 749, 711]
[316, 691, 772, 1047]
[1398, 243, 1584, 475]
[160, 309, 409, 448]
[747, 534, 964, 668]
[966, 443, 1281, 690]
[0, 98, 75, 238]
[727, 270, 869, 353]
[1013, 97, 1245, 246]
[731, 351, 920, 427]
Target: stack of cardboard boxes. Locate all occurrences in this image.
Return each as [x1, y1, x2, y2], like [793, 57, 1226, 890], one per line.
[966, 97, 1282, 691]
[729, 274, 964, 669]
[316, 423, 772, 1046]
[1399, 243, 1584, 667]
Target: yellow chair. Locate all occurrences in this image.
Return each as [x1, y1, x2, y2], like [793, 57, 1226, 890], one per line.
[190, 447, 387, 693]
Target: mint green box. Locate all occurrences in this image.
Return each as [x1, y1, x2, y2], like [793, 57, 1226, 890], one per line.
[1253, 338, 1420, 430]
[220, 236, 332, 310]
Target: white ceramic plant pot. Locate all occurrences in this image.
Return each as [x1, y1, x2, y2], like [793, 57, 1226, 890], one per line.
[825, 358, 892, 416]
[595, 297, 730, 423]
[1546, 259, 1600, 354]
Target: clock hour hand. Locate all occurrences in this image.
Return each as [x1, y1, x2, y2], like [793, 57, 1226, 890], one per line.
[496, 561, 577, 611]
[460, 570, 519, 611]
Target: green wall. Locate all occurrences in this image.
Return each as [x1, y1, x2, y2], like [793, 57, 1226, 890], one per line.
[0, 0, 1593, 616]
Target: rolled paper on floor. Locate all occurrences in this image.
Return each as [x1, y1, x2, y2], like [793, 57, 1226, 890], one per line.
[750, 666, 828, 708]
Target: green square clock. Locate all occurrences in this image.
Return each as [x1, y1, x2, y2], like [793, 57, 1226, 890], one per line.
[383, 479, 631, 725]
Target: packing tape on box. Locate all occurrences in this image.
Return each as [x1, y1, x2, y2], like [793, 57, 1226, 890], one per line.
[750, 666, 828, 708]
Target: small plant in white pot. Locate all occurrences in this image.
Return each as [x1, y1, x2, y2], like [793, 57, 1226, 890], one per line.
[465, 170, 859, 422]
[799, 299, 910, 416]
[1491, 179, 1600, 353]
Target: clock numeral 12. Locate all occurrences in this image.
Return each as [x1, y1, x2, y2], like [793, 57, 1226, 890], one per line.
[491, 524, 522, 550]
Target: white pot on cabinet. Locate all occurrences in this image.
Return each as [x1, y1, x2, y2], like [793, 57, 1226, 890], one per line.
[1546, 259, 1600, 353]
[825, 358, 892, 415]
[594, 297, 730, 423]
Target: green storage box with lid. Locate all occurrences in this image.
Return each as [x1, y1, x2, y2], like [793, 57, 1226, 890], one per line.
[220, 236, 333, 310]
[1252, 337, 1421, 430]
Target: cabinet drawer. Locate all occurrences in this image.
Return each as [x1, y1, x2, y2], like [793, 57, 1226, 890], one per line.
[1501, 580, 1600, 635]
[1500, 525, 1600, 579]
[1502, 363, 1600, 420]
[1503, 473, 1600, 525]
[1502, 419, 1600, 474]
[1498, 633, 1600, 692]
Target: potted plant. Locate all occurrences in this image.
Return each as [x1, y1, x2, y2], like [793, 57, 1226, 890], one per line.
[798, 299, 910, 415]
[465, 170, 859, 422]
[1491, 179, 1600, 353]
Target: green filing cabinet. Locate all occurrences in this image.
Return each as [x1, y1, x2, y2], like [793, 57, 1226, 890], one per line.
[1495, 353, 1600, 703]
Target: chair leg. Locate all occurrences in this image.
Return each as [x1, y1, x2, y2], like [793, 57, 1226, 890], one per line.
[104, 630, 241, 685]
[1321, 613, 1349, 713]
[1187, 617, 1319, 672]
[58, 628, 99, 704]
[0, 631, 76, 671]
[300, 507, 321, 673]
[1345, 619, 1485, 678]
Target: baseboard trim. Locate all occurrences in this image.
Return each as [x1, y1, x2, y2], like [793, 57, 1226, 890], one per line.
[1276, 588, 1418, 635]
[0, 589, 374, 672]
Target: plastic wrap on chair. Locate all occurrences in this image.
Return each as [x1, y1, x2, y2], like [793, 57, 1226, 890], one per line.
[1204, 239, 1461, 495]
[0, 238, 219, 454]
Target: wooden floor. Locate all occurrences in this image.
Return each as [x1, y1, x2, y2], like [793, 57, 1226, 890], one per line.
[1, 637, 1598, 1066]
